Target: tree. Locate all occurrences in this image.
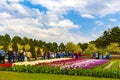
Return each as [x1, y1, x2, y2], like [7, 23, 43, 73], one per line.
[85, 43, 97, 54]
[22, 47, 25, 52]
[30, 45, 36, 58]
[45, 42, 53, 52]
[12, 42, 18, 51]
[24, 44, 30, 51]
[65, 42, 82, 52]
[12, 36, 22, 44]
[37, 48, 41, 56]
[3, 34, 11, 51]
[95, 26, 120, 48]
[4, 34, 11, 44]
[106, 43, 120, 54]
[0, 35, 4, 45]
[38, 40, 43, 47]
[53, 42, 58, 52]
[22, 37, 29, 45]
[78, 43, 88, 51]
[59, 43, 65, 51]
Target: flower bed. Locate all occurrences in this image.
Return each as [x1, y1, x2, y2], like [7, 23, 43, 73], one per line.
[1, 59, 120, 79]
[0, 63, 12, 67]
[0, 63, 12, 71]
[35, 58, 88, 67]
[13, 58, 71, 66]
[61, 59, 109, 69]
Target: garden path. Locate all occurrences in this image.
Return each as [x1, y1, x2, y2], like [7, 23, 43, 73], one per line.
[103, 62, 113, 69]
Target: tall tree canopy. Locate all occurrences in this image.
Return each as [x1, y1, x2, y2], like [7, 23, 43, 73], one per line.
[65, 42, 82, 52]
[95, 26, 120, 48]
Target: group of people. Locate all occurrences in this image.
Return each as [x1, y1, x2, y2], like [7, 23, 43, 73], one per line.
[0, 48, 32, 64]
[43, 51, 82, 59]
[0, 47, 111, 64]
[92, 51, 110, 59]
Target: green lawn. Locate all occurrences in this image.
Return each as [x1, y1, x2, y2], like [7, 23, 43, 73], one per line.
[0, 71, 119, 80]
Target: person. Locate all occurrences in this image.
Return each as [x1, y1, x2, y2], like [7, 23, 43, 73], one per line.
[106, 52, 110, 59]
[97, 52, 100, 59]
[92, 52, 96, 59]
[75, 51, 79, 58]
[43, 51, 46, 59]
[0, 50, 1, 63]
[0, 48, 5, 64]
[24, 51, 27, 61]
[7, 50, 13, 63]
[71, 51, 74, 58]
[13, 50, 17, 62]
[47, 51, 51, 59]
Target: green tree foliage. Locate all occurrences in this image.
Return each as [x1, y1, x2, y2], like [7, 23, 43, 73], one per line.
[106, 43, 120, 54]
[78, 43, 88, 51]
[3, 34, 11, 51]
[22, 37, 29, 45]
[45, 43, 53, 52]
[65, 42, 82, 52]
[85, 43, 97, 54]
[53, 42, 58, 52]
[59, 43, 65, 51]
[38, 40, 43, 48]
[30, 45, 36, 58]
[95, 26, 120, 48]
[24, 44, 30, 51]
[12, 42, 18, 51]
[12, 36, 22, 44]
[37, 48, 41, 56]
[4, 34, 11, 45]
[22, 47, 25, 52]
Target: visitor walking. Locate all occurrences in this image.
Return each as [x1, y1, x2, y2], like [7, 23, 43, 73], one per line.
[0, 48, 5, 64]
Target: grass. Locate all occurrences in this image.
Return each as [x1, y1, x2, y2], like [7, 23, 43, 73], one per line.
[0, 71, 119, 80]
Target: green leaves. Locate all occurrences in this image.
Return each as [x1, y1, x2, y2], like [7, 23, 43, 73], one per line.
[65, 42, 82, 52]
[106, 43, 120, 54]
[6, 60, 119, 79]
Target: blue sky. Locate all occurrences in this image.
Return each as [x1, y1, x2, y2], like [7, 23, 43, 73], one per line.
[0, 0, 120, 44]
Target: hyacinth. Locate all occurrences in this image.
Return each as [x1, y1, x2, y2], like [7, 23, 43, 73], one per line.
[61, 59, 109, 69]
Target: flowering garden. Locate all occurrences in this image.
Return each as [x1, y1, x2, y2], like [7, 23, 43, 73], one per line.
[0, 58, 120, 79]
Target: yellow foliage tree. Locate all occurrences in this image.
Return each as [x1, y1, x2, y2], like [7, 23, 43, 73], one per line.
[106, 43, 120, 54]
[85, 43, 97, 54]
[24, 44, 30, 51]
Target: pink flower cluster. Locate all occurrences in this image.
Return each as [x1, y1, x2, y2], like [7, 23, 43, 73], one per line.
[35, 58, 88, 67]
[61, 59, 109, 69]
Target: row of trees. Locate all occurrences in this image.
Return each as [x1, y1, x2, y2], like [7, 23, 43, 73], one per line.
[0, 26, 120, 58]
[90, 26, 120, 54]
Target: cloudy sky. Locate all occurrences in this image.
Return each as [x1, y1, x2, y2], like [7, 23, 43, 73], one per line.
[0, 0, 120, 44]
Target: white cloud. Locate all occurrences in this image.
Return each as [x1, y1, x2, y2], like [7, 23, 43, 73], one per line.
[1, 0, 120, 44]
[105, 24, 113, 28]
[109, 18, 117, 22]
[0, 0, 89, 44]
[31, 0, 120, 17]
[31, 0, 87, 15]
[0, 12, 12, 18]
[95, 21, 104, 26]
[48, 19, 79, 29]
[81, 13, 95, 19]
[7, 0, 24, 3]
